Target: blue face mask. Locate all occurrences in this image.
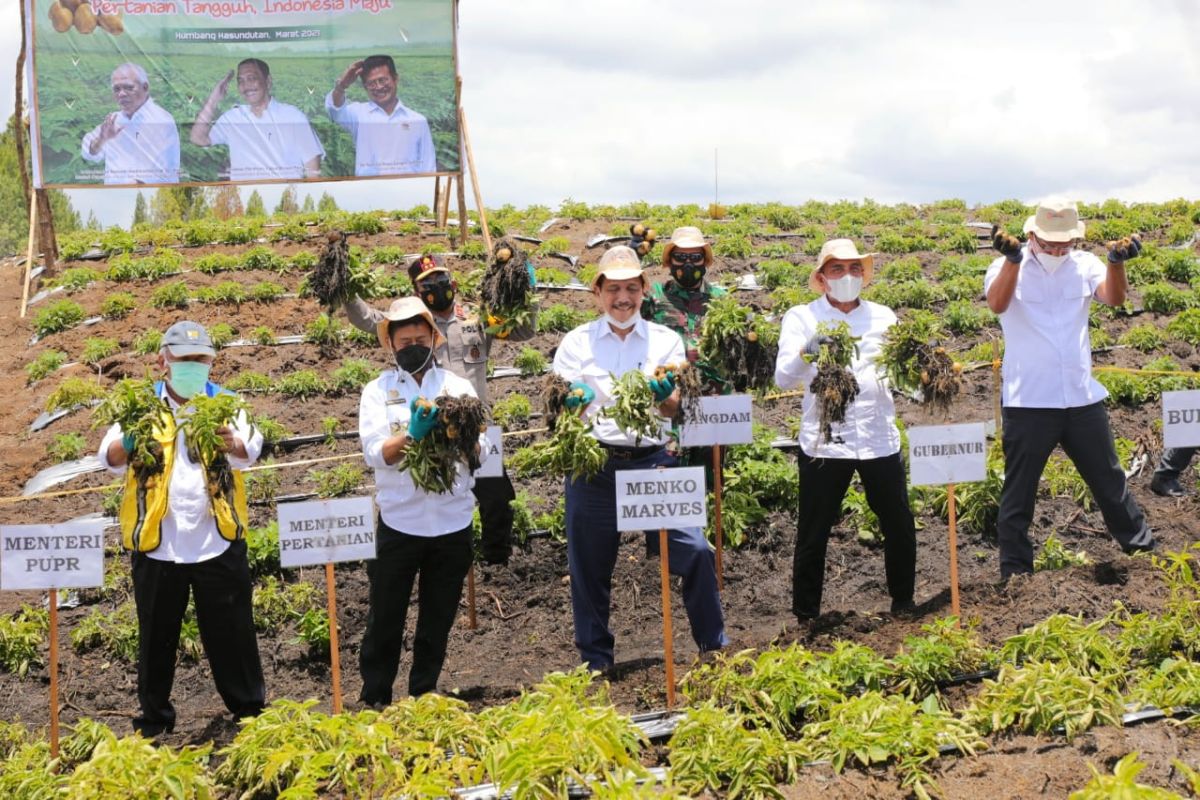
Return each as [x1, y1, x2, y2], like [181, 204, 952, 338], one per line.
[169, 361, 211, 398]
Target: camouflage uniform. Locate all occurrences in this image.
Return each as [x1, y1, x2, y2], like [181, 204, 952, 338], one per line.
[641, 279, 729, 393]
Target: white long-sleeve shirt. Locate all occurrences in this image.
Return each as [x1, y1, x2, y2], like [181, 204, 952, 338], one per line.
[552, 317, 684, 447]
[325, 93, 436, 175]
[359, 366, 486, 536]
[98, 384, 262, 563]
[775, 295, 902, 460]
[80, 98, 180, 185]
[209, 98, 325, 182]
[983, 248, 1109, 409]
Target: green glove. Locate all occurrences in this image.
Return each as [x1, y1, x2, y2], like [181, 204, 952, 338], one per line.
[407, 398, 439, 441]
[649, 371, 676, 402]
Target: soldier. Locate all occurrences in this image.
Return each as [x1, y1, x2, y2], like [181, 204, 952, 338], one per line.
[640, 226, 728, 392]
[344, 254, 535, 565]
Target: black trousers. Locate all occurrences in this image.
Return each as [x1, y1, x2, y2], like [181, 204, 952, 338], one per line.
[359, 520, 473, 704]
[998, 403, 1154, 578]
[131, 539, 264, 735]
[473, 473, 516, 564]
[793, 451, 917, 618]
[1154, 447, 1197, 480]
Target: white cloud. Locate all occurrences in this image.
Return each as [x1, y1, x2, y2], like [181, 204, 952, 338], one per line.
[1, 0, 1196, 226]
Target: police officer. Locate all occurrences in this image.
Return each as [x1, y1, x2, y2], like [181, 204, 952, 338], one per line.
[344, 254, 535, 565]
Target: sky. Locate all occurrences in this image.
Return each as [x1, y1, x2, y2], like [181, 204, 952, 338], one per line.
[2, 0, 1199, 227]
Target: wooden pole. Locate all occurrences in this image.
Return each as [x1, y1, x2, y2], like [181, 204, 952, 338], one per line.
[947, 484, 961, 625]
[324, 563, 343, 714]
[437, 176, 453, 229]
[432, 177, 442, 222]
[658, 528, 676, 708]
[991, 339, 1002, 435]
[48, 589, 60, 758]
[466, 564, 477, 630]
[712, 445, 724, 592]
[455, 171, 468, 246]
[458, 108, 493, 253]
[20, 197, 37, 318]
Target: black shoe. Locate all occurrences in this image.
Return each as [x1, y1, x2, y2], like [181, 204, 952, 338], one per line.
[1150, 474, 1186, 497]
[890, 599, 918, 615]
[1123, 539, 1157, 556]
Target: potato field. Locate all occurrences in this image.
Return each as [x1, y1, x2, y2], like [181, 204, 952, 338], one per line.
[1, 197, 1200, 797]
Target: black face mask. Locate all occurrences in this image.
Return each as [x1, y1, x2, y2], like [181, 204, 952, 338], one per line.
[394, 344, 433, 375]
[421, 281, 455, 312]
[672, 264, 706, 289]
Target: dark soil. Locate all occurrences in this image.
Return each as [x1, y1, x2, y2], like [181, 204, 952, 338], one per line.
[1, 216, 1199, 797]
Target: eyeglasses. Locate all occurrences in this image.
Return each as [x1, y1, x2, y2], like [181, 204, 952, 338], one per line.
[112, 83, 139, 94]
[670, 251, 706, 266]
[1032, 235, 1074, 256]
[364, 78, 393, 90]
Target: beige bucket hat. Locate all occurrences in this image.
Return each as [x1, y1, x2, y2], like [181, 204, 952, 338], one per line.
[1023, 197, 1085, 243]
[808, 239, 876, 293]
[593, 245, 645, 287]
[661, 226, 713, 266]
[375, 296, 447, 350]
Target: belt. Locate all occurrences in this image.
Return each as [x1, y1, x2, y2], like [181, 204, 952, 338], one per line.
[600, 443, 664, 461]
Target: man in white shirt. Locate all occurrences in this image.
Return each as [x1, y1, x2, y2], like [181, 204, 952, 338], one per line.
[357, 297, 486, 704]
[985, 197, 1154, 579]
[80, 63, 180, 185]
[326, 54, 437, 176]
[191, 58, 324, 182]
[775, 239, 918, 621]
[552, 246, 728, 670]
[98, 321, 264, 737]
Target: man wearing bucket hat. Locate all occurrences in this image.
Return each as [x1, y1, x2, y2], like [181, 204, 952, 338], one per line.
[98, 320, 265, 737]
[551, 246, 729, 670]
[775, 239, 918, 621]
[356, 297, 488, 704]
[986, 197, 1154, 578]
[640, 226, 729, 387]
[344, 253, 535, 566]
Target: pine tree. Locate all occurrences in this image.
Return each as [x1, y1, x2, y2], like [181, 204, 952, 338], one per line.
[132, 192, 148, 227]
[0, 114, 79, 256]
[275, 185, 300, 215]
[245, 190, 266, 217]
[318, 192, 340, 213]
[301, 194, 316, 213]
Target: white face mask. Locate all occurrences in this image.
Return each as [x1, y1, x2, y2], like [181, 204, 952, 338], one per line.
[1035, 252, 1070, 273]
[825, 274, 863, 303]
[604, 312, 638, 330]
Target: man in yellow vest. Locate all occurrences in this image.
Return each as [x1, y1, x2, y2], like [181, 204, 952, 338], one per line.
[98, 320, 264, 737]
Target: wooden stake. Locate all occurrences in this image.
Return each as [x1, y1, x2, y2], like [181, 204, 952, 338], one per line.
[19, 197, 37, 319]
[437, 175, 453, 229]
[466, 564, 477, 630]
[991, 339, 1002, 435]
[947, 483, 961, 625]
[48, 589, 60, 758]
[432, 176, 442, 222]
[658, 528, 676, 707]
[455, 169, 468, 247]
[324, 563, 343, 714]
[458, 109, 493, 253]
[712, 445, 724, 592]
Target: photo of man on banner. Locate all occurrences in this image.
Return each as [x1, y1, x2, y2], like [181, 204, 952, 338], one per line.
[80, 63, 181, 185]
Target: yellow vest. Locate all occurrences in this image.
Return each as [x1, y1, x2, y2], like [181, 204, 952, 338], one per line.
[119, 404, 250, 553]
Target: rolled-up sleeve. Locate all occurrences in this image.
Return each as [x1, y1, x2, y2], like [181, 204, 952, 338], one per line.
[81, 124, 105, 163]
[359, 380, 392, 469]
[325, 92, 356, 134]
[98, 423, 126, 475]
[775, 306, 816, 390]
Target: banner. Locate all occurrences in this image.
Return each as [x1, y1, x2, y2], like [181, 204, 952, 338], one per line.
[476, 425, 502, 479]
[25, 0, 459, 188]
